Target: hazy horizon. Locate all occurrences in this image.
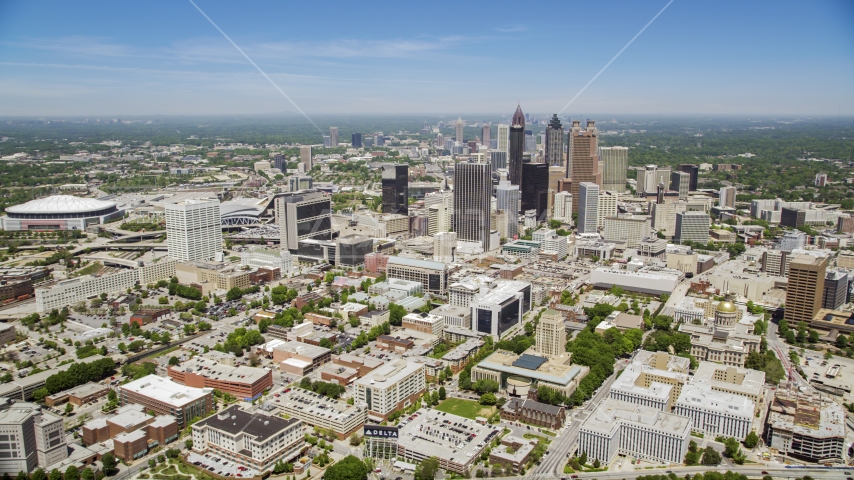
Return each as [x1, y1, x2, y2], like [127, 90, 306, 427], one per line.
[1, 1, 852, 117]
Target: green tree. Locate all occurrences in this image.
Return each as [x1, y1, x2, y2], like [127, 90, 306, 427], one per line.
[438, 386, 446, 400]
[101, 453, 118, 476]
[701, 446, 721, 466]
[744, 431, 759, 449]
[30, 470, 47, 480]
[479, 393, 497, 405]
[323, 455, 368, 480]
[49, 470, 63, 480]
[414, 457, 440, 480]
[168, 356, 180, 366]
[64, 403, 73, 415]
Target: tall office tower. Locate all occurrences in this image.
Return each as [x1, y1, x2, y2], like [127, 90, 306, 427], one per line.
[545, 114, 564, 167]
[489, 150, 508, 172]
[598, 191, 619, 228]
[481, 124, 491, 146]
[299, 145, 312, 171]
[780, 231, 806, 252]
[679, 164, 699, 191]
[455, 117, 464, 142]
[276, 190, 332, 251]
[785, 254, 828, 323]
[675, 211, 711, 244]
[453, 162, 492, 249]
[524, 129, 536, 152]
[719, 186, 737, 208]
[496, 180, 520, 239]
[166, 198, 222, 262]
[553, 191, 573, 223]
[521, 162, 549, 222]
[815, 173, 828, 187]
[329, 126, 339, 146]
[351, 133, 362, 147]
[578, 182, 600, 234]
[375, 134, 385, 146]
[433, 232, 457, 263]
[508, 105, 525, 186]
[535, 310, 566, 358]
[600, 146, 628, 192]
[671, 171, 691, 199]
[322, 135, 331, 147]
[568, 120, 599, 213]
[273, 154, 286, 173]
[656, 183, 666, 204]
[496, 124, 510, 153]
[381, 164, 409, 215]
[823, 270, 848, 310]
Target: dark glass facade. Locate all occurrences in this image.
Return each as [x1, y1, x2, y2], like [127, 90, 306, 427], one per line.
[338, 237, 373, 267]
[476, 308, 492, 335]
[382, 165, 409, 215]
[497, 297, 520, 337]
[521, 162, 549, 222]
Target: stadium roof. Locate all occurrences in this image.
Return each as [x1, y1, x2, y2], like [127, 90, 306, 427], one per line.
[6, 195, 116, 214]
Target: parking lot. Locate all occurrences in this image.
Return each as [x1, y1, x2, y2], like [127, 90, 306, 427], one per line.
[186, 451, 259, 478]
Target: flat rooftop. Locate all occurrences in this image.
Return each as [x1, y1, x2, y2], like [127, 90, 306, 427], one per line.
[356, 360, 423, 390]
[676, 383, 755, 416]
[476, 350, 585, 387]
[120, 374, 210, 407]
[172, 356, 270, 385]
[581, 398, 691, 437]
[261, 340, 330, 360]
[397, 409, 500, 465]
[691, 361, 765, 398]
[280, 387, 366, 425]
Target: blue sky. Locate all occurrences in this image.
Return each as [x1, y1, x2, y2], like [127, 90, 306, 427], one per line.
[0, 0, 852, 116]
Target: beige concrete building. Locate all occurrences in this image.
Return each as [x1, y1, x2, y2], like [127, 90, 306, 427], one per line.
[534, 309, 566, 359]
[784, 254, 827, 323]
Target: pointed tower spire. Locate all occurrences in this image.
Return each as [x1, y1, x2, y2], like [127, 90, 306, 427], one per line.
[512, 104, 525, 127]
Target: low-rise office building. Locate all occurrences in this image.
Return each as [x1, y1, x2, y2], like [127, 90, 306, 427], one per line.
[471, 350, 588, 398]
[608, 351, 690, 409]
[396, 410, 501, 475]
[119, 375, 212, 428]
[279, 388, 367, 439]
[44, 382, 109, 407]
[257, 339, 331, 375]
[83, 404, 179, 462]
[167, 356, 273, 402]
[401, 312, 444, 337]
[192, 405, 305, 472]
[578, 398, 691, 465]
[0, 355, 110, 401]
[765, 390, 845, 462]
[0, 399, 67, 473]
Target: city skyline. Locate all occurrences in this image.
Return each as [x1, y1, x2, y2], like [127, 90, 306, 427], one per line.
[0, 1, 852, 116]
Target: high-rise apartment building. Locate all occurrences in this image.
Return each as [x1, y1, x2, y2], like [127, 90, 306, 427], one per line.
[355, 360, 426, 420]
[165, 198, 222, 262]
[597, 191, 619, 228]
[433, 232, 457, 263]
[453, 162, 492, 250]
[481, 124, 491, 146]
[351, 133, 362, 147]
[675, 211, 711, 244]
[671, 171, 691, 200]
[600, 146, 628, 193]
[508, 105, 525, 186]
[568, 120, 599, 213]
[329, 127, 339, 146]
[545, 114, 564, 167]
[719, 186, 737, 208]
[496, 124, 509, 153]
[521, 162, 549, 222]
[381, 164, 409, 216]
[578, 182, 600, 234]
[299, 145, 312, 171]
[679, 164, 699, 191]
[455, 117, 464, 142]
[785, 254, 827, 323]
[535, 310, 566, 358]
[603, 214, 652, 248]
[489, 150, 507, 172]
[496, 180, 520, 239]
[276, 190, 332, 251]
[636, 165, 671, 195]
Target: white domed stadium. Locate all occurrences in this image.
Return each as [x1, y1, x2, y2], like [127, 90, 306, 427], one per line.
[0, 195, 124, 231]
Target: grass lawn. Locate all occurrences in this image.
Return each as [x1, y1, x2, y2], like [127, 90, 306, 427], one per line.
[434, 398, 495, 420]
[145, 345, 181, 359]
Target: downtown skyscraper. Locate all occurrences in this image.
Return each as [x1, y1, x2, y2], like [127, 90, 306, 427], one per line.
[481, 124, 491, 146]
[545, 114, 564, 167]
[599, 146, 628, 193]
[521, 162, 549, 222]
[496, 180, 520, 239]
[568, 120, 600, 213]
[382, 164, 409, 215]
[329, 127, 338, 147]
[455, 117, 464, 143]
[508, 104, 525, 186]
[453, 161, 492, 250]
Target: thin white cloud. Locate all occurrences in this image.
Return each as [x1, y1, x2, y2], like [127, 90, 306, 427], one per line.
[2, 36, 135, 57]
[495, 25, 527, 33]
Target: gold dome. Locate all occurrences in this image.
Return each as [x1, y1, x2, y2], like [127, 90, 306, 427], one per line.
[717, 301, 737, 313]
